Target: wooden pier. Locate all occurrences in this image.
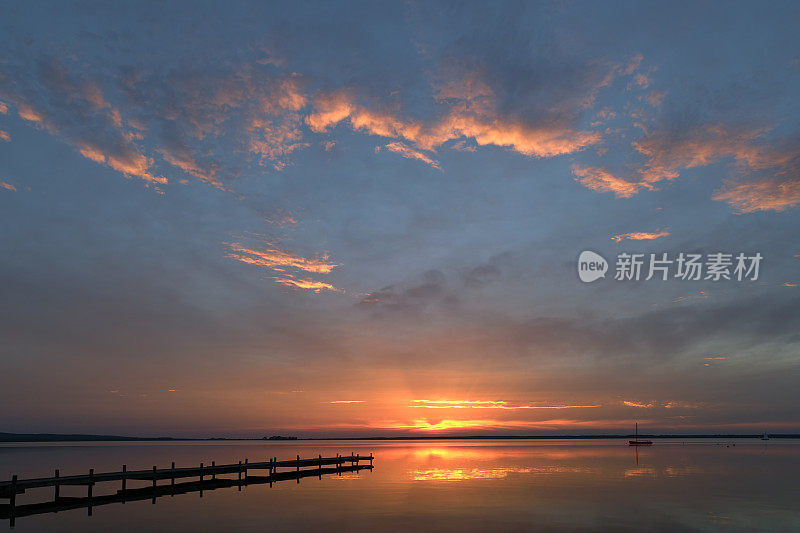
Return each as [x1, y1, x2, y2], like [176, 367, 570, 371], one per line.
[0, 453, 373, 526]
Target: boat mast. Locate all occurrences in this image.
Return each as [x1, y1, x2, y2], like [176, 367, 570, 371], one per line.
[635, 422, 638, 438]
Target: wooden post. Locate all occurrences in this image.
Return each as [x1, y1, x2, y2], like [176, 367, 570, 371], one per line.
[153, 466, 157, 488]
[270, 457, 275, 487]
[54, 468, 60, 499]
[199, 462, 204, 498]
[369, 452, 373, 465]
[122, 464, 127, 503]
[9, 475, 16, 528]
[171, 462, 175, 488]
[238, 460, 242, 481]
[296, 455, 300, 472]
[244, 458, 248, 480]
[88, 468, 94, 516]
[9, 475, 16, 508]
[212, 461, 216, 480]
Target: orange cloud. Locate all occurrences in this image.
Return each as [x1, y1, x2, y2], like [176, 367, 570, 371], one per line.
[158, 149, 224, 189]
[410, 399, 600, 410]
[17, 104, 44, 123]
[329, 400, 364, 404]
[635, 126, 796, 173]
[385, 418, 541, 432]
[227, 240, 340, 293]
[712, 179, 800, 213]
[307, 83, 600, 162]
[623, 400, 654, 408]
[83, 82, 109, 110]
[1, 181, 17, 192]
[247, 114, 308, 170]
[428, 113, 600, 157]
[0, 101, 7, 114]
[4, 86, 166, 188]
[633, 72, 650, 88]
[227, 243, 338, 273]
[380, 142, 441, 169]
[305, 92, 354, 133]
[77, 141, 166, 185]
[571, 164, 646, 198]
[0, 130, 9, 142]
[611, 230, 670, 242]
[645, 91, 666, 108]
[575, 121, 800, 211]
[273, 276, 339, 293]
[264, 213, 298, 226]
[632, 125, 800, 211]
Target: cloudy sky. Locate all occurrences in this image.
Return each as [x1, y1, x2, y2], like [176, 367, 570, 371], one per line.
[1, 1, 799, 437]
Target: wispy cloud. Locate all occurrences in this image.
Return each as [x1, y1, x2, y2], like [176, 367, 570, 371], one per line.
[227, 243, 338, 273]
[17, 103, 44, 123]
[623, 400, 654, 408]
[158, 149, 223, 189]
[379, 142, 441, 169]
[77, 140, 166, 185]
[586, 122, 800, 212]
[273, 276, 339, 293]
[2, 65, 167, 189]
[571, 164, 645, 198]
[1, 181, 17, 192]
[713, 178, 800, 213]
[410, 399, 599, 410]
[0, 130, 9, 142]
[226, 241, 340, 292]
[611, 230, 670, 242]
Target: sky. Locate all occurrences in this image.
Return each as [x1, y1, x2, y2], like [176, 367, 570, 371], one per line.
[1, 1, 799, 438]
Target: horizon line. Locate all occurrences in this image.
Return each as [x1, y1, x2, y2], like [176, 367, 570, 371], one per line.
[2, 431, 797, 443]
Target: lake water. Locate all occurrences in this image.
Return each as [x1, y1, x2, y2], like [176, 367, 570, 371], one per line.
[1, 439, 798, 532]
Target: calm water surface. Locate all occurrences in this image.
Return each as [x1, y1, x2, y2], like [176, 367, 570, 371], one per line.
[1, 439, 798, 532]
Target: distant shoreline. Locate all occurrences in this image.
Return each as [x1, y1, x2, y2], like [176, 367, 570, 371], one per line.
[2, 432, 799, 443]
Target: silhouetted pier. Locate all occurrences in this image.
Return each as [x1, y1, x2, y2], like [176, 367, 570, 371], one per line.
[0, 453, 373, 526]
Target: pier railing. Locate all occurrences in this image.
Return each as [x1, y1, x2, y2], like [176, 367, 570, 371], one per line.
[0, 452, 374, 526]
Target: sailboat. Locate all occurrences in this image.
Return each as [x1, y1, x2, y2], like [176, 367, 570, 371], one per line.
[628, 422, 653, 446]
[760, 432, 770, 441]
